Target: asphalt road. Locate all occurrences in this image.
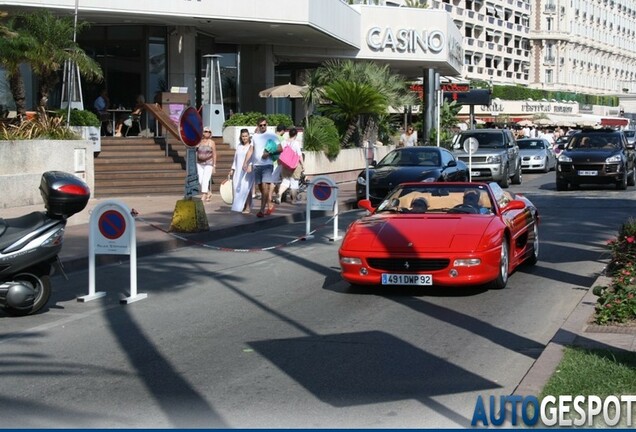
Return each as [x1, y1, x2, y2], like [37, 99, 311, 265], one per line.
[0, 171, 632, 428]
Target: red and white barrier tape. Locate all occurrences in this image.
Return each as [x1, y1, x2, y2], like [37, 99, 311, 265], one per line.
[132, 214, 339, 253]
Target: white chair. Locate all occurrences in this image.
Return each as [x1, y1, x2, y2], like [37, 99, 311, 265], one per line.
[124, 113, 142, 136]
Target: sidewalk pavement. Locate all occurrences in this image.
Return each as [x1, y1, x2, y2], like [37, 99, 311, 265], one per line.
[1, 181, 361, 274]
[3, 181, 635, 398]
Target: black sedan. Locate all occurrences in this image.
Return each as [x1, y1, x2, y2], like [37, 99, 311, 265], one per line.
[556, 128, 636, 191]
[356, 146, 469, 204]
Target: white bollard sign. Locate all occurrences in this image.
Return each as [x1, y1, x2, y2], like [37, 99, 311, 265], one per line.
[305, 175, 341, 242]
[78, 200, 147, 304]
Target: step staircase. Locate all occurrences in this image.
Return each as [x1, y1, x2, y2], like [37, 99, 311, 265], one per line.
[94, 136, 234, 198]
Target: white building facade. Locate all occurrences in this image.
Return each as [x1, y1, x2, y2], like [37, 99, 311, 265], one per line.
[373, 0, 636, 96]
[0, 0, 462, 122]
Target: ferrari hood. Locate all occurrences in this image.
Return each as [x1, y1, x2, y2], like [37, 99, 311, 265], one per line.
[342, 215, 495, 253]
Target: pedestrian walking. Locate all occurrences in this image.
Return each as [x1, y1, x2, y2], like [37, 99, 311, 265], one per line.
[228, 128, 255, 214]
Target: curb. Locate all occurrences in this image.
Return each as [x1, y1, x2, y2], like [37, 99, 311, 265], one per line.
[514, 274, 636, 396]
[60, 199, 359, 275]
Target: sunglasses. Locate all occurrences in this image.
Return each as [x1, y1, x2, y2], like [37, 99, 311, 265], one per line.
[259, 123, 267, 127]
[203, 130, 211, 133]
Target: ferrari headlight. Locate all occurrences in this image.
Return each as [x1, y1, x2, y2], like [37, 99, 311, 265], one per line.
[453, 258, 481, 267]
[558, 154, 572, 163]
[606, 154, 622, 163]
[486, 155, 501, 164]
[340, 257, 362, 265]
[357, 176, 366, 185]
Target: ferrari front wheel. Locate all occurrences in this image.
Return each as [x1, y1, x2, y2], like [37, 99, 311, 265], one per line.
[489, 239, 510, 290]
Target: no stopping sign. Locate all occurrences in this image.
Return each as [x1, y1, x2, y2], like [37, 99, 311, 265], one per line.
[309, 176, 337, 211]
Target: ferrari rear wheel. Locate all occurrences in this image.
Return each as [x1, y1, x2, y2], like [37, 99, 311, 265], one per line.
[526, 223, 539, 266]
[490, 239, 510, 290]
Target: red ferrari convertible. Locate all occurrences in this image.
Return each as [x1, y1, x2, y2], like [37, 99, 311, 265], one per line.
[339, 182, 539, 289]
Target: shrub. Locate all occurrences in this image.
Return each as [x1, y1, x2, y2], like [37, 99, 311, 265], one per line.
[223, 112, 263, 127]
[266, 114, 293, 128]
[594, 217, 636, 324]
[223, 112, 293, 128]
[56, 109, 100, 127]
[0, 112, 78, 140]
[303, 115, 340, 158]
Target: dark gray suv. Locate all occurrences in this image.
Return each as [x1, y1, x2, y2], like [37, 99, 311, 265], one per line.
[556, 128, 636, 190]
[452, 129, 522, 188]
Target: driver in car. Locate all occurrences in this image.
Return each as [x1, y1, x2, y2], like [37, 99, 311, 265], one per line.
[409, 197, 429, 214]
[462, 189, 491, 214]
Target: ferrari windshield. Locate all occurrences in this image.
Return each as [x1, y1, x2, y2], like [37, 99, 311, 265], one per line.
[375, 184, 496, 215]
[377, 148, 441, 167]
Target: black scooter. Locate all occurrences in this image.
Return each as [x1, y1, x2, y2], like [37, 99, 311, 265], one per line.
[0, 171, 90, 316]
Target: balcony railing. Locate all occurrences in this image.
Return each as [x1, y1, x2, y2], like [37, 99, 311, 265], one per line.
[545, 4, 556, 13]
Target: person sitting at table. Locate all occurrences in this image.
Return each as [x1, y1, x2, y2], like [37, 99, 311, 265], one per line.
[114, 94, 145, 137]
[93, 89, 111, 136]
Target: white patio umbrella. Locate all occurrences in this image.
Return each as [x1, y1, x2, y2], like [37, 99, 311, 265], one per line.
[517, 119, 534, 127]
[535, 118, 555, 126]
[258, 83, 307, 98]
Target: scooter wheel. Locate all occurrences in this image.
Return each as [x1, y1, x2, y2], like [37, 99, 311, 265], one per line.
[5, 272, 51, 316]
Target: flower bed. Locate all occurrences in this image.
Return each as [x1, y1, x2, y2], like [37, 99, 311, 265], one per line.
[593, 217, 636, 325]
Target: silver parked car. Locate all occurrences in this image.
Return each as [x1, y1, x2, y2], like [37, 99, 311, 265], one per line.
[517, 138, 557, 172]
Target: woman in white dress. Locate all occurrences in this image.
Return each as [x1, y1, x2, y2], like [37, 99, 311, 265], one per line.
[228, 129, 255, 214]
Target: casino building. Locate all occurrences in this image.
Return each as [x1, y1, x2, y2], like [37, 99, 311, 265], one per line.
[0, 1, 463, 125]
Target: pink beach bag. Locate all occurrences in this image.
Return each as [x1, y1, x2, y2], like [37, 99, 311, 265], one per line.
[278, 145, 300, 170]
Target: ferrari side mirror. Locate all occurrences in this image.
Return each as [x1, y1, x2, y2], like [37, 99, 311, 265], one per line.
[357, 199, 375, 213]
[501, 199, 526, 212]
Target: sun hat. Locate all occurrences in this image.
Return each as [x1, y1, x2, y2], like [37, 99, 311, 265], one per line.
[219, 178, 233, 205]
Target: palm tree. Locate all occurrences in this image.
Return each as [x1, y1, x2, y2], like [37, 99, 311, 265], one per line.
[403, 0, 429, 8]
[320, 79, 388, 147]
[301, 69, 325, 126]
[13, 10, 103, 112]
[0, 12, 35, 116]
[307, 59, 415, 147]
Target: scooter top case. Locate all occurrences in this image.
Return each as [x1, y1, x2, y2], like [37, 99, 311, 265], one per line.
[39, 171, 91, 219]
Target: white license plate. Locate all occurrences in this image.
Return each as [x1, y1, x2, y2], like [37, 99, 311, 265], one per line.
[578, 170, 598, 176]
[382, 274, 432, 286]
[471, 171, 481, 177]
